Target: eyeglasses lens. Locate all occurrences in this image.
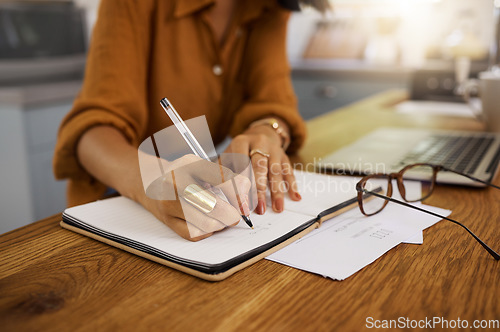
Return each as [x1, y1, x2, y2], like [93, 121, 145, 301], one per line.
[401, 164, 435, 201]
[361, 178, 390, 215]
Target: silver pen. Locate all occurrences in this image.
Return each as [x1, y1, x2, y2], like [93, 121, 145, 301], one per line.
[160, 98, 253, 228]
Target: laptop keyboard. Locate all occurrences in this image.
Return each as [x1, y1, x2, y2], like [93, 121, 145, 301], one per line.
[397, 135, 494, 175]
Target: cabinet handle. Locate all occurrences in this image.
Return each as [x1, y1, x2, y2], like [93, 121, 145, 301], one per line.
[316, 84, 338, 99]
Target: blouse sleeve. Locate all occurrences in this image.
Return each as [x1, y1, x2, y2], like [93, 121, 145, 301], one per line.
[229, 7, 306, 153]
[53, 0, 155, 182]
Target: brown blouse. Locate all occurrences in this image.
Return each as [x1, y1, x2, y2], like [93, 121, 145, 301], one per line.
[53, 0, 307, 207]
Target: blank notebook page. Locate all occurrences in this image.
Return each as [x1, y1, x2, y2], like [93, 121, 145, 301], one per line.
[279, 170, 360, 216]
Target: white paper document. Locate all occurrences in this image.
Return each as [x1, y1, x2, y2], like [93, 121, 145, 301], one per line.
[402, 231, 424, 245]
[267, 202, 451, 280]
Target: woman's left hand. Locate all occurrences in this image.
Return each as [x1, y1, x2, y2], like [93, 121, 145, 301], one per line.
[225, 121, 301, 215]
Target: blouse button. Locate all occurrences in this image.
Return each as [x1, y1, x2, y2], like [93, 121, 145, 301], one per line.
[213, 64, 223, 76]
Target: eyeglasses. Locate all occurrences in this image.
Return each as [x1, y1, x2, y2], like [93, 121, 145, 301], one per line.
[355, 163, 500, 260]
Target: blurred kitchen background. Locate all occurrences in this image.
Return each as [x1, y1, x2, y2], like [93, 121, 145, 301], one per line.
[0, 0, 497, 233]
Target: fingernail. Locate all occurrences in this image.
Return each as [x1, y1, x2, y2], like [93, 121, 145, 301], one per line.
[294, 192, 302, 201]
[257, 200, 266, 215]
[273, 198, 284, 213]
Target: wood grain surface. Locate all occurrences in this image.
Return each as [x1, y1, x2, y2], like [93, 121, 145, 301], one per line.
[1, 90, 498, 331]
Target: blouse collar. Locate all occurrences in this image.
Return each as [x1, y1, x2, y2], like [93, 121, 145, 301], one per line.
[174, 0, 275, 24]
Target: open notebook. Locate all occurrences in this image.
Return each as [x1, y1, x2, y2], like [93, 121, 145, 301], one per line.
[61, 170, 362, 281]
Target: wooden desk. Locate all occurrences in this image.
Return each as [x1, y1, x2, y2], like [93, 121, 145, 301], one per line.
[1, 91, 499, 331]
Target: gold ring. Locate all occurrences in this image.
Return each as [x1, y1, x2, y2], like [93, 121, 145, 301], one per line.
[250, 149, 270, 158]
[183, 184, 216, 214]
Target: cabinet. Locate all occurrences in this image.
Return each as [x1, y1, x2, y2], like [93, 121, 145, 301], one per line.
[0, 81, 81, 234]
[291, 59, 412, 120]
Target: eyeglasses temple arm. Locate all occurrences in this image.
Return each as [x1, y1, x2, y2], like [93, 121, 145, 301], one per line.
[439, 166, 500, 191]
[364, 190, 500, 260]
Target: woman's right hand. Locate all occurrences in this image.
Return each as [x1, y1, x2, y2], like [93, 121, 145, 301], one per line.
[77, 126, 252, 242]
[139, 154, 252, 241]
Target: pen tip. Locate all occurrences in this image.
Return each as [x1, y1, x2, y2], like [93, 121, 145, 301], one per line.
[242, 215, 253, 229]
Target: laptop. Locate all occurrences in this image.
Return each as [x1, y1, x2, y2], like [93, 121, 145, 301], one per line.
[317, 127, 500, 186]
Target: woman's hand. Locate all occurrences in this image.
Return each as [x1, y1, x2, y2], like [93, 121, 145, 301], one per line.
[225, 119, 301, 215]
[139, 154, 252, 241]
[77, 126, 252, 242]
